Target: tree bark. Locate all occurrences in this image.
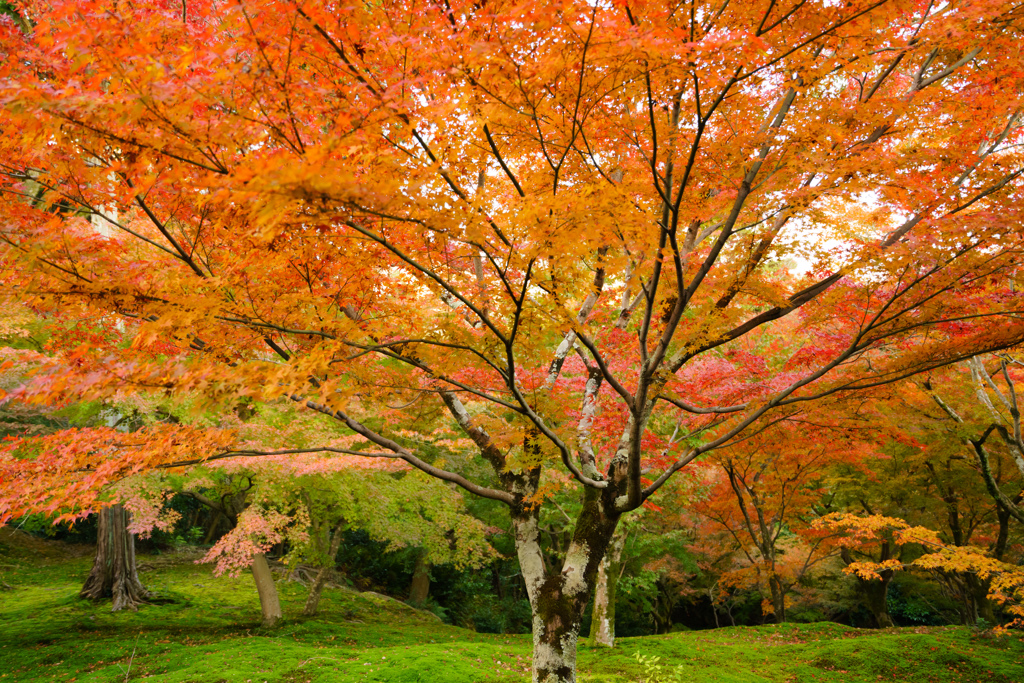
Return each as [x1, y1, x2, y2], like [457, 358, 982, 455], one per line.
[768, 574, 786, 623]
[515, 480, 619, 683]
[587, 529, 625, 647]
[303, 519, 347, 617]
[302, 565, 331, 618]
[842, 546, 894, 628]
[80, 504, 149, 611]
[409, 548, 431, 604]
[861, 573, 894, 628]
[251, 553, 283, 627]
[202, 510, 226, 545]
[967, 573, 996, 624]
[708, 587, 721, 629]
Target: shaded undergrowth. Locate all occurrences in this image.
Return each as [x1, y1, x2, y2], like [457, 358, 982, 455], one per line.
[1, 531, 1022, 682]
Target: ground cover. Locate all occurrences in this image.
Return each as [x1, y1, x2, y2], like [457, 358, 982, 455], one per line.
[1, 531, 1022, 683]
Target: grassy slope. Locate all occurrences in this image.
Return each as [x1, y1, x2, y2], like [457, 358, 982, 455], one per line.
[1, 532, 1022, 683]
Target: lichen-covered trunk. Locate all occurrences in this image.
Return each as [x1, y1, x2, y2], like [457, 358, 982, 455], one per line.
[251, 553, 283, 627]
[587, 529, 625, 647]
[80, 504, 149, 611]
[514, 484, 619, 683]
[531, 588, 586, 683]
[409, 549, 431, 604]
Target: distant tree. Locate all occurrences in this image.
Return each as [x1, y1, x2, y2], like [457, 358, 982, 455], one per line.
[692, 420, 855, 623]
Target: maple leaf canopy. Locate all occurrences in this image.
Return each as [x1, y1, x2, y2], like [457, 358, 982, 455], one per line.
[1, 0, 1023, 515]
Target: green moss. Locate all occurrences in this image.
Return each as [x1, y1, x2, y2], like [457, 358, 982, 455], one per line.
[0, 543, 1022, 682]
[578, 623, 1024, 682]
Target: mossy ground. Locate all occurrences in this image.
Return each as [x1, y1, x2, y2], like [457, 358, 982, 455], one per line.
[1, 531, 1022, 682]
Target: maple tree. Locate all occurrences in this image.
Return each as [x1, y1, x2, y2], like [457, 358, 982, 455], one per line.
[899, 354, 1024, 623]
[0, 305, 165, 610]
[817, 512, 1024, 629]
[3, 1, 1024, 679]
[923, 353, 1024, 525]
[692, 419, 853, 623]
[816, 356, 1024, 626]
[184, 452, 495, 623]
[824, 443, 917, 628]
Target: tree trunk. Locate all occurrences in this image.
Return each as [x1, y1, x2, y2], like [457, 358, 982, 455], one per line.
[251, 553, 283, 627]
[202, 510, 225, 545]
[409, 549, 431, 604]
[80, 504, 149, 611]
[707, 585, 722, 629]
[303, 519, 346, 617]
[587, 529, 625, 647]
[652, 604, 673, 634]
[842, 546, 894, 628]
[860, 572, 894, 628]
[514, 483, 619, 683]
[768, 574, 786, 624]
[302, 566, 331, 617]
[967, 573, 996, 625]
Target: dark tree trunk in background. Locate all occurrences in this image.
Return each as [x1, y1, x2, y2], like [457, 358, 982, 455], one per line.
[769, 575, 787, 624]
[80, 504, 149, 611]
[842, 545, 895, 628]
[861, 572, 895, 628]
[408, 549, 431, 604]
[202, 510, 227, 545]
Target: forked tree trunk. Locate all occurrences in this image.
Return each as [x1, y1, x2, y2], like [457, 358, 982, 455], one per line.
[587, 529, 625, 647]
[515, 482, 619, 683]
[251, 553, 283, 627]
[302, 563, 333, 618]
[80, 504, 149, 611]
[409, 549, 431, 604]
[303, 520, 347, 617]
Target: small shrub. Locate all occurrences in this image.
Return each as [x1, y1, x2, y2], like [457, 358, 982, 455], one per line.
[632, 651, 685, 683]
